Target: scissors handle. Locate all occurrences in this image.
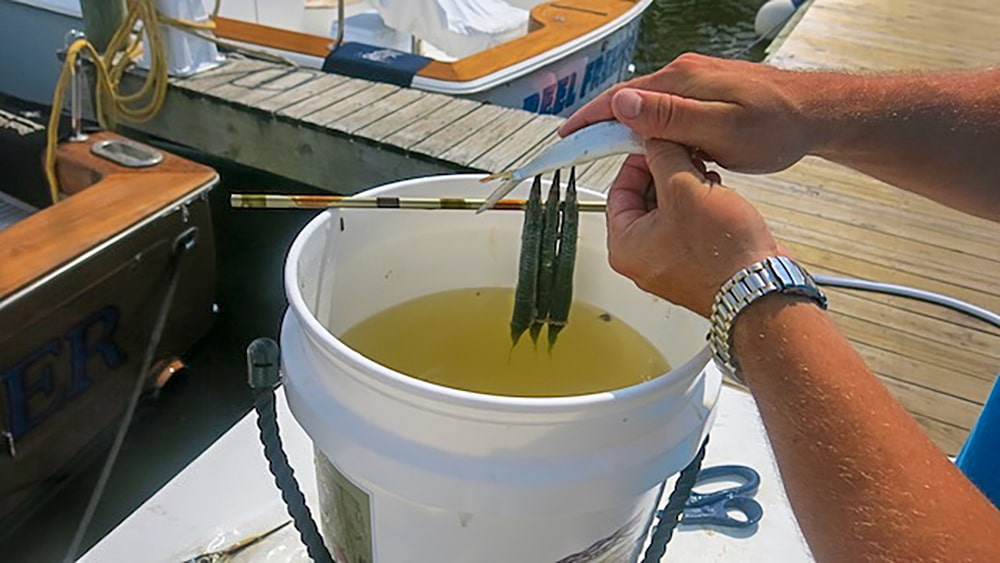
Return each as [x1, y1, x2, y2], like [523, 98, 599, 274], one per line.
[677, 464, 764, 529]
[681, 495, 764, 528]
[686, 464, 761, 507]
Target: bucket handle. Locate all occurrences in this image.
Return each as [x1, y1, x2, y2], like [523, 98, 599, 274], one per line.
[639, 436, 710, 563]
[247, 338, 336, 563]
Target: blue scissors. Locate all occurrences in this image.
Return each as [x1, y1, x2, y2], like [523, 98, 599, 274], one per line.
[679, 464, 764, 528]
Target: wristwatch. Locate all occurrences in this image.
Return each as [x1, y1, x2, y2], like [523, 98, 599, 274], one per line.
[708, 256, 827, 384]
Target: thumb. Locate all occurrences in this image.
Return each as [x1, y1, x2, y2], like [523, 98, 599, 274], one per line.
[612, 88, 716, 148]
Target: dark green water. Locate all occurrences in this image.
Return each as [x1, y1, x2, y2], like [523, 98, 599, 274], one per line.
[1, 2, 767, 561]
[635, 0, 768, 74]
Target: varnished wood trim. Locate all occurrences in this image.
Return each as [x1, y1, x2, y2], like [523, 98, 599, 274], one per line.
[214, 16, 334, 57]
[0, 133, 217, 300]
[55, 132, 213, 194]
[211, 1, 640, 83]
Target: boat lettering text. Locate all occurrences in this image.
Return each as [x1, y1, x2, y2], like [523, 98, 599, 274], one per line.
[2, 306, 126, 440]
[522, 25, 640, 115]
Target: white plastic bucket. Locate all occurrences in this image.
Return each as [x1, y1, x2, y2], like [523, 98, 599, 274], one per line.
[281, 174, 722, 562]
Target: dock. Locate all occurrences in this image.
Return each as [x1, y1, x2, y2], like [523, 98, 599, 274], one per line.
[112, 0, 1000, 455]
[116, 58, 622, 194]
[754, 0, 1000, 453]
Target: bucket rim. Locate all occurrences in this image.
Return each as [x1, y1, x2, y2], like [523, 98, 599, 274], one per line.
[283, 173, 713, 413]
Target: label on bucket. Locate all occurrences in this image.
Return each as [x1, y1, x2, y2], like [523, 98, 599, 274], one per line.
[315, 449, 374, 563]
[553, 503, 656, 562]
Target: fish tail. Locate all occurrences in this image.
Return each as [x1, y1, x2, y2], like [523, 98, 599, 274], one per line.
[511, 324, 527, 347]
[477, 177, 521, 214]
[547, 323, 565, 354]
[480, 170, 514, 183]
[529, 321, 543, 347]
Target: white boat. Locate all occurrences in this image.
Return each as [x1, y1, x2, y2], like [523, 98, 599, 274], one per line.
[0, 0, 652, 117]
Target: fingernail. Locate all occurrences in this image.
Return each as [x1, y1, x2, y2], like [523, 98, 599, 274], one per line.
[615, 89, 642, 119]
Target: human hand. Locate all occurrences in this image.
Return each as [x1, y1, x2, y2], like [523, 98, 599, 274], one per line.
[561, 54, 815, 174]
[606, 140, 782, 318]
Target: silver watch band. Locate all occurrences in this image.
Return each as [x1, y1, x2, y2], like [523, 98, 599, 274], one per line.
[708, 256, 827, 384]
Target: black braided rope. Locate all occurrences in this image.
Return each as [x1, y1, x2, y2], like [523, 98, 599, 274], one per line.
[640, 435, 710, 563]
[253, 388, 335, 563]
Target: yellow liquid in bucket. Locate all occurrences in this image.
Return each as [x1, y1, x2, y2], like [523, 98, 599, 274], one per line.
[339, 287, 671, 397]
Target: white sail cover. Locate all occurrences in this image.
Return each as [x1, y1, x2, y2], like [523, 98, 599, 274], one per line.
[368, 0, 530, 59]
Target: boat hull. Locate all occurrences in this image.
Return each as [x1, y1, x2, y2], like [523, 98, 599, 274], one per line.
[0, 194, 216, 529]
[459, 14, 642, 116]
[0, 121, 218, 530]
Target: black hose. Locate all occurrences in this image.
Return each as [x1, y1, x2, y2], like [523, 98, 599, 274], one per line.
[247, 338, 335, 563]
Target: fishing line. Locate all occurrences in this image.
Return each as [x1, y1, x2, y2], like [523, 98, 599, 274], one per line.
[63, 228, 198, 563]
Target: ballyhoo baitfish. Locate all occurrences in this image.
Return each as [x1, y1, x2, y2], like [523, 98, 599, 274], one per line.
[478, 121, 645, 213]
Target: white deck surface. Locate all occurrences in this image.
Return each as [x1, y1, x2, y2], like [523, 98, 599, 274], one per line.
[80, 383, 813, 562]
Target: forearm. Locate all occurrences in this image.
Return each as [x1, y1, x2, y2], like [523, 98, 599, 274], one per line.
[733, 295, 1000, 562]
[794, 69, 1000, 220]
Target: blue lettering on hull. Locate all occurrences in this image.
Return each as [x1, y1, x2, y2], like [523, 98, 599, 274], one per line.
[2, 306, 126, 440]
[523, 24, 640, 115]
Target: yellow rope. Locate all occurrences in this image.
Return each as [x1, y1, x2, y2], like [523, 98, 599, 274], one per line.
[44, 0, 215, 204]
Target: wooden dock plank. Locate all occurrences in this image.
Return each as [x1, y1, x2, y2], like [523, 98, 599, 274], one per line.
[227, 67, 289, 89]
[767, 217, 998, 302]
[469, 115, 563, 173]
[204, 68, 315, 107]
[910, 413, 969, 456]
[853, 338, 993, 410]
[381, 98, 483, 150]
[773, 178, 1000, 249]
[756, 201, 1000, 291]
[833, 312, 997, 390]
[501, 130, 561, 172]
[255, 73, 346, 113]
[94, 71, 455, 194]
[782, 238, 995, 328]
[170, 58, 273, 93]
[769, 0, 1000, 72]
[744, 162, 1000, 249]
[731, 173, 1000, 264]
[438, 110, 536, 167]
[277, 77, 375, 120]
[409, 104, 512, 157]
[329, 88, 428, 135]
[875, 369, 982, 431]
[303, 82, 401, 127]
[815, 258, 998, 336]
[354, 94, 455, 142]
